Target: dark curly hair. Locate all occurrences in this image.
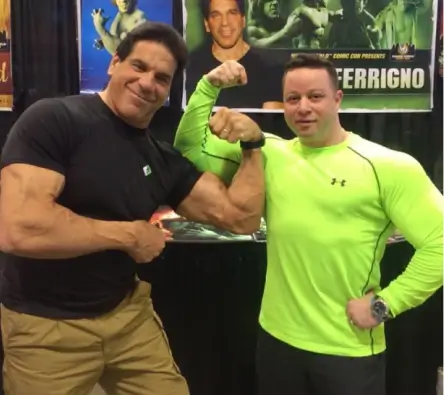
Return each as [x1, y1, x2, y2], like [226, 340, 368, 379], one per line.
[200, 0, 246, 19]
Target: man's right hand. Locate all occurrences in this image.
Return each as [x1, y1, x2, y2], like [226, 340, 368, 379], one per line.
[126, 221, 168, 263]
[205, 61, 248, 89]
[91, 8, 109, 29]
[209, 107, 263, 143]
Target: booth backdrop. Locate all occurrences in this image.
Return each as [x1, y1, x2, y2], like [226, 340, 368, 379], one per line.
[0, 1, 442, 395]
[182, 0, 439, 113]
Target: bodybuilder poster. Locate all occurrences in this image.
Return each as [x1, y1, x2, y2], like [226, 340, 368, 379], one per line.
[0, 0, 12, 111]
[150, 207, 266, 243]
[149, 207, 405, 244]
[78, 0, 173, 94]
[183, 0, 438, 112]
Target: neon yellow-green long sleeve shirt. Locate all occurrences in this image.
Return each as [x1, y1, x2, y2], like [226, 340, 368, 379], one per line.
[174, 77, 443, 357]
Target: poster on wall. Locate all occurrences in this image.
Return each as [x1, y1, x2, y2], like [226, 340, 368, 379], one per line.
[78, 0, 173, 95]
[182, 0, 438, 113]
[0, 0, 12, 111]
[438, 2, 443, 77]
[150, 207, 266, 243]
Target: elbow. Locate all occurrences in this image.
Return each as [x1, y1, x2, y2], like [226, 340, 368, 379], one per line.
[0, 217, 46, 256]
[225, 217, 262, 235]
[0, 228, 10, 254]
[219, 204, 263, 235]
[247, 37, 262, 48]
[0, 221, 23, 254]
[252, 41, 265, 49]
[0, 222, 27, 255]
[231, 224, 261, 235]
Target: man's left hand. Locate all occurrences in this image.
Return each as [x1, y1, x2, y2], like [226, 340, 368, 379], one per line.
[346, 292, 380, 329]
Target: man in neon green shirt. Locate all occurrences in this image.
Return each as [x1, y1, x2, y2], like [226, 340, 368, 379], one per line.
[174, 54, 443, 395]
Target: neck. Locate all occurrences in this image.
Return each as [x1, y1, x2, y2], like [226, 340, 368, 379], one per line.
[212, 40, 250, 62]
[300, 123, 348, 148]
[99, 90, 152, 129]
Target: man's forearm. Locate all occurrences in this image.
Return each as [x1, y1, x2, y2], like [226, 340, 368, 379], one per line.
[174, 77, 220, 157]
[174, 77, 242, 184]
[378, 233, 443, 317]
[250, 27, 289, 48]
[0, 202, 135, 259]
[377, 157, 444, 317]
[95, 25, 121, 54]
[222, 149, 264, 234]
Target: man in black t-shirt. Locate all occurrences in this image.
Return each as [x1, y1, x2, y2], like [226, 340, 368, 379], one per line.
[0, 22, 265, 395]
[185, 0, 282, 110]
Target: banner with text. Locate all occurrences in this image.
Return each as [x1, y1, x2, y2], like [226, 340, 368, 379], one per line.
[0, 0, 12, 111]
[78, 0, 173, 94]
[183, 0, 438, 113]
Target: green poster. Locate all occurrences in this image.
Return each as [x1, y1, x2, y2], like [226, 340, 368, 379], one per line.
[182, 0, 438, 112]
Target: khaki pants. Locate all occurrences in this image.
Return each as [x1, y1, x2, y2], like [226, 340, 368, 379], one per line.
[1, 281, 189, 395]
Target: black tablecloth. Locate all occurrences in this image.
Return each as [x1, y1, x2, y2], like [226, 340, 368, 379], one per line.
[138, 241, 443, 395]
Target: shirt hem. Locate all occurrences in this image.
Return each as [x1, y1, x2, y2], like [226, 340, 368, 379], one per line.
[260, 322, 386, 357]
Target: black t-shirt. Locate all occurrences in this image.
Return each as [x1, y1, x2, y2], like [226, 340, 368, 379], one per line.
[185, 44, 282, 109]
[0, 94, 203, 319]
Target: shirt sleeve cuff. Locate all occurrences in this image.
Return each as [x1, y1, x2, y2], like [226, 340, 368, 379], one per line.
[197, 76, 221, 97]
[377, 288, 398, 318]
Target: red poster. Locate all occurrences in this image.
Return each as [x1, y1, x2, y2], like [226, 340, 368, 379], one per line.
[0, 0, 12, 110]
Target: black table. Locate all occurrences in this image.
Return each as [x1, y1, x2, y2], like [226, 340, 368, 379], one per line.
[138, 240, 443, 395]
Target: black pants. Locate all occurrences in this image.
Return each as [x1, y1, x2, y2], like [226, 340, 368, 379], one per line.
[256, 327, 386, 395]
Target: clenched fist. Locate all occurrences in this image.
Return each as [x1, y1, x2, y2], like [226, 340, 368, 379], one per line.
[346, 292, 379, 330]
[205, 60, 248, 89]
[209, 107, 262, 143]
[125, 220, 169, 263]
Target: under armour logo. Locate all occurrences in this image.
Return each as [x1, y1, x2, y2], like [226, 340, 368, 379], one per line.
[331, 178, 346, 187]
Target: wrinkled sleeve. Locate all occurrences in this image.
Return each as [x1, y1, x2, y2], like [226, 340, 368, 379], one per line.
[377, 153, 443, 317]
[174, 77, 242, 185]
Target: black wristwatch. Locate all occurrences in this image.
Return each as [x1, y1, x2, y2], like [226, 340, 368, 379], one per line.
[240, 132, 266, 150]
[371, 296, 390, 323]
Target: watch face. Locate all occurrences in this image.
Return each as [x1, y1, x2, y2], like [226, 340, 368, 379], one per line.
[373, 300, 387, 316]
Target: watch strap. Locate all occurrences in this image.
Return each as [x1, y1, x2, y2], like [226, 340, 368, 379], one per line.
[240, 132, 266, 150]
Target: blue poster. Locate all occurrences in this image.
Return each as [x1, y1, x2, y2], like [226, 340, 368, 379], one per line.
[79, 0, 173, 94]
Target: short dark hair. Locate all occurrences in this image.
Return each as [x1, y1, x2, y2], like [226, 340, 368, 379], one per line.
[116, 22, 188, 74]
[200, 0, 246, 19]
[283, 53, 339, 89]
